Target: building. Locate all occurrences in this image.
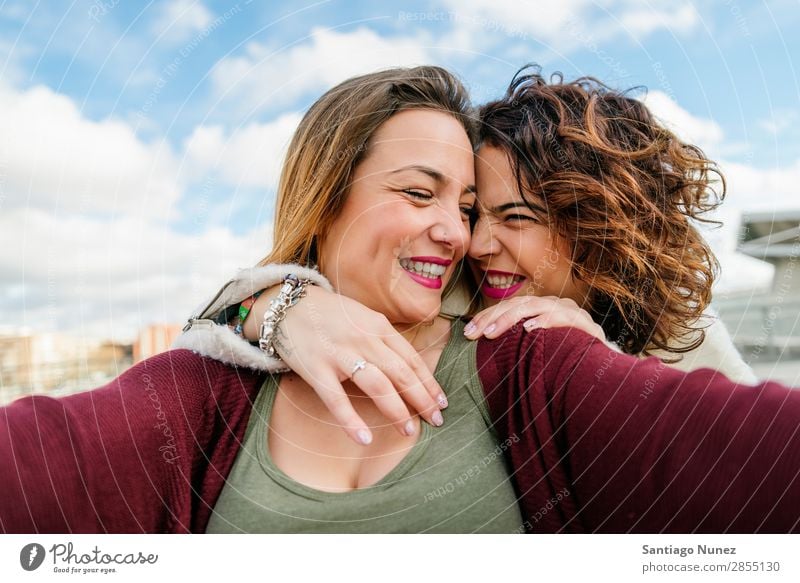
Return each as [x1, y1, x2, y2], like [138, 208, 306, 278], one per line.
[713, 209, 800, 385]
[133, 323, 183, 362]
[0, 331, 132, 406]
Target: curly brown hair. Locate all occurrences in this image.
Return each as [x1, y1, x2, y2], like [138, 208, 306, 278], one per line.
[478, 65, 724, 356]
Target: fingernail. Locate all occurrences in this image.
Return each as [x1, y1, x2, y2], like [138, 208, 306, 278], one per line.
[437, 393, 449, 408]
[404, 419, 416, 436]
[357, 428, 373, 445]
[432, 411, 444, 427]
[484, 324, 497, 336]
[524, 319, 539, 331]
[463, 321, 476, 336]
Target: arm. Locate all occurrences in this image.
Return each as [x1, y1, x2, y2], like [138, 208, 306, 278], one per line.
[175, 264, 447, 444]
[479, 327, 800, 533]
[0, 350, 262, 533]
[469, 298, 755, 382]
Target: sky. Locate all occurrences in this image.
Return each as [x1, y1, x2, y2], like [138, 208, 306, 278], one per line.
[2, 0, 799, 342]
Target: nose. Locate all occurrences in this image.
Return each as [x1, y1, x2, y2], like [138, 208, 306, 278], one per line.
[430, 200, 470, 256]
[468, 213, 499, 260]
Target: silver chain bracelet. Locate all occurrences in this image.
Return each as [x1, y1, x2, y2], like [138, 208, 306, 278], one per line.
[258, 274, 311, 358]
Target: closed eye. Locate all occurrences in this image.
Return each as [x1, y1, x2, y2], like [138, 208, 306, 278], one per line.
[403, 189, 433, 200]
[461, 206, 479, 228]
[504, 214, 537, 223]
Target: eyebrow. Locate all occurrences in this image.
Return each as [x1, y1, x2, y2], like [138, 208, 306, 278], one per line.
[389, 164, 477, 195]
[491, 201, 546, 214]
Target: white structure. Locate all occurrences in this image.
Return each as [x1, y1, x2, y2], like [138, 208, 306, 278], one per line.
[714, 210, 800, 385]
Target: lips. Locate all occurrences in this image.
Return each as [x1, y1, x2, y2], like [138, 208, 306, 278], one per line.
[479, 269, 527, 300]
[399, 256, 452, 290]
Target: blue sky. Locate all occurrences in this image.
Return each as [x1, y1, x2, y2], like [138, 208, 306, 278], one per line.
[2, 0, 799, 339]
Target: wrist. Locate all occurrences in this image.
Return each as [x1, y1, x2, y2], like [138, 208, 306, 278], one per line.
[242, 285, 281, 341]
[243, 282, 329, 341]
[256, 275, 311, 358]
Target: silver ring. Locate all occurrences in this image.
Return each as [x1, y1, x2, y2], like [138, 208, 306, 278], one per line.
[350, 359, 368, 378]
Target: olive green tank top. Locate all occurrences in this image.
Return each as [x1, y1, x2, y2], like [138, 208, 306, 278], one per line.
[206, 319, 523, 533]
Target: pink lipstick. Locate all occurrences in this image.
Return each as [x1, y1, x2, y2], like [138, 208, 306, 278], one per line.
[479, 269, 527, 300]
[399, 256, 452, 290]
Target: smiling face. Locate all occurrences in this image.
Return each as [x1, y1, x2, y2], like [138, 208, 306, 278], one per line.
[318, 109, 476, 325]
[469, 145, 589, 307]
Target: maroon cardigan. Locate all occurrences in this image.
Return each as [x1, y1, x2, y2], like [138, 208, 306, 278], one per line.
[478, 327, 800, 533]
[2, 327, 798, 533]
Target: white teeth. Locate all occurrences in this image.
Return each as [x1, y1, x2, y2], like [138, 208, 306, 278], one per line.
[486, 274, 523, 289]
[399, 259, 447, 278]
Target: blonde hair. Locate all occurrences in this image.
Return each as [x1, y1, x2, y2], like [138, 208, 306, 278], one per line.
[259, 66, 476, 268]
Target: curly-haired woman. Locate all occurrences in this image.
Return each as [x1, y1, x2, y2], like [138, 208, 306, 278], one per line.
[460, 67, 751, 373]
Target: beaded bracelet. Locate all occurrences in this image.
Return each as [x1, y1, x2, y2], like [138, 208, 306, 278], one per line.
[258, 274, 311, 358]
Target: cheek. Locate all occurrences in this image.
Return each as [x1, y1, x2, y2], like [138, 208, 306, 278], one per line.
[508, 228, 547, 269]
[533, 241, 576, 294]
[517, 230, 566, 278]
[319, 205, 380, 276]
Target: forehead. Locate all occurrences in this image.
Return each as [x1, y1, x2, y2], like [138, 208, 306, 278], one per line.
[359, 109, 475, 185]
[474, 145, 525, 207]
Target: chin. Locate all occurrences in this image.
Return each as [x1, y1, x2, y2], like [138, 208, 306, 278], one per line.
[396, 303, 441, 325]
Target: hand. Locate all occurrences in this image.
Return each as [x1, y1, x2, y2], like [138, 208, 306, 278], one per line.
[463, 295, 606, 342]
[244, 285, 446, 445]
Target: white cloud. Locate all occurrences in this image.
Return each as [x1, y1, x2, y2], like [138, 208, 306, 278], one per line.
[151, 0, 214, 43]
[211, 26, 434, 113]
[183, 112, 302, 189]
[758, 109, 800, 137]
[642, 90, 725, 152]
[438, 0, 699, 53]
[0, 37, 31, 87]
[442, 0, 589, 45]
[0, 207, 270, 341]
[0, 83, 182, 219]
[0, 80, 277, 341]
[619, 3, 699, 37]
[723, 159, 800, 211]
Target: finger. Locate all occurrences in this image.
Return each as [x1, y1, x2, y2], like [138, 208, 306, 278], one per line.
[344, 359, 420, 437]
[481, 296, 565, 338]
[383, 333, 448, 410]
[482, 301, 556, 339]
[462, 312, 489, 338]
[464, 303, 514, 338]
[523, 312, 602, 339]
[523, 312, 576, 329]
[372, 345, 444, 428]
[467, 296, 562, 339]
[301, 368, 374, 446]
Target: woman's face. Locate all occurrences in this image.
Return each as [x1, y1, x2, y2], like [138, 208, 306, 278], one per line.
[468, 145, 588, 307]
[319, 109, 476, 325]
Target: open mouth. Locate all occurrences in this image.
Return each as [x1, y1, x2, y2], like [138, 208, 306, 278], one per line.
[480, 270, 527, 300]
[399, 257, 451, 290]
